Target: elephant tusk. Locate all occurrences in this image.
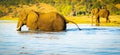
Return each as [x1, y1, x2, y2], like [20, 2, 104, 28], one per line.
[16, 26, 21, 31]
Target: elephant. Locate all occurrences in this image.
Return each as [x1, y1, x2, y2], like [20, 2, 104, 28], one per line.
[91, 8, 110, 26]
[17, 10, 80, 31]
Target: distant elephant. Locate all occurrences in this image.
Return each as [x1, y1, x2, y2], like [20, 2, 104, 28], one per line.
[17, 10, 80, 31]
[91, 8, 110, 26]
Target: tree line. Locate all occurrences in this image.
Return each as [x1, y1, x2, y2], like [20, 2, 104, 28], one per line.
[0, 0, 120, 17]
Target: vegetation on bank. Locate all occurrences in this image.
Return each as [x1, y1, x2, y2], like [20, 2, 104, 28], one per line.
[0, 0, 120, 26]
[0, 0, 120, 17]
[0, 15, 120, 26]
[65, 15, 120, 26]
[0, 16, 18, 20]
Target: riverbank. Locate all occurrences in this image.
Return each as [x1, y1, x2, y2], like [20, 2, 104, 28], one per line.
[66, 15, 120, 26]
[0, 15, 120, 26]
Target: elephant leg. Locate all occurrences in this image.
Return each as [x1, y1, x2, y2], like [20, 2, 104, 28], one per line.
[108, 18, 110, 23]
[17, 21, 24, 31]
[91, 17, 94, 26]
[106, 17, 110, 23]
[95, 15, 100, 26]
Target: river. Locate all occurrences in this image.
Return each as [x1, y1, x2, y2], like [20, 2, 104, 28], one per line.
[0, 20, 120, 55]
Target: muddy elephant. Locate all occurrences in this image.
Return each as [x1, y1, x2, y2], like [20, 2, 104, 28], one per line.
[17, 10, 80, 31]
[91, 8, 110, 26]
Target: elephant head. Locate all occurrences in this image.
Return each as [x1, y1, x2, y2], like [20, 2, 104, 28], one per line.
[17, 10, 38, 31]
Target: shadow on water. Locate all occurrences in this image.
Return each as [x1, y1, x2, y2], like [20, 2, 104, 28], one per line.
[17, 30, 67, 35]
[17, 31, 66, 40]
[17, 27, 120, 34]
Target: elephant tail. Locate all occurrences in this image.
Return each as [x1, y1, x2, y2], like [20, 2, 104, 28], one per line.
[67, 20, 81, 30]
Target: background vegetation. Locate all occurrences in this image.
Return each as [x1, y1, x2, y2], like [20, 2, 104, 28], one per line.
[0, 0, 120, 26]
[0, 0, 120, 18]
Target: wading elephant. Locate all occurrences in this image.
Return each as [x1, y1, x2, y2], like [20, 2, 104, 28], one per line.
[91, 8, 110, 26]
[17, 10, 80, 31]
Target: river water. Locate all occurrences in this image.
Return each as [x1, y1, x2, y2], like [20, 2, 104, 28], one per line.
[0, 20, 120, 55]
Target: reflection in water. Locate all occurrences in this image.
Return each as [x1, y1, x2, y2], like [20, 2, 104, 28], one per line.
[0, 21, 120, 55]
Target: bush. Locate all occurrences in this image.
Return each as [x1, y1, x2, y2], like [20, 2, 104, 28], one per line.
[115, 11, 120, 15]
[0, 10, 4, 17]
[56, 4, 72, 16]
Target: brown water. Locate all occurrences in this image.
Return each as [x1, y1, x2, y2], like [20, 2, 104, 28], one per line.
[0, 20, 120, 55]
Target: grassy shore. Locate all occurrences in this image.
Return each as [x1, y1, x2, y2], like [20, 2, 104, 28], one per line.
[0, 15, 120, 26]
[66, 15, 120, 26]
[0, 16, 18, 20]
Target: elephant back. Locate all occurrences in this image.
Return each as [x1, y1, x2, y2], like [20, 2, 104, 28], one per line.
[37, 12, 56, 31]
[99, 9, 109, 18]
[37, 12, 66, 31]
[91, 8, 99, 15]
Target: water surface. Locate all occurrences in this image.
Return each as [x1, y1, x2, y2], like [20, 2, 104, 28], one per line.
[0, 20, 120, 55]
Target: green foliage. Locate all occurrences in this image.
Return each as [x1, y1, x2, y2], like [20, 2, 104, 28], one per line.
[62, 5, 72, 16]
[113, 0, 120, 4]
[92, 2, 101, 9]
[56, 4, 72, 16]
[0, 10, 3, 17]
[0, 0, 120, 18]
[115, 11, 120, 15]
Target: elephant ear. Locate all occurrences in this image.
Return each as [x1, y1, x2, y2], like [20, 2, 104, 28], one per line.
[18, 9, 28, 21]
[27, 11, 38, 23]
[27, 10, 38, 29]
